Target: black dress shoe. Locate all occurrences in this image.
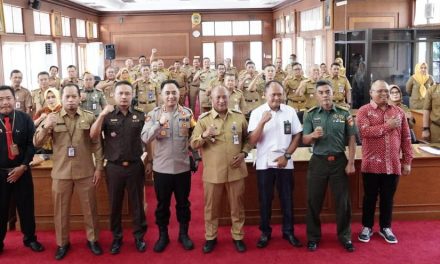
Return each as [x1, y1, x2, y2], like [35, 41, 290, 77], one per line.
[307, 241, 319, 252]
[282, 233, 303, 247]
[232, 239, 246, 253]
[256, 234, 271, 248]
[87, 241, 103, 255]
[25, 241, 45, 252]
[55, 243, 70, 260]
[178, 234, 194, 250]
[343, 241, 355, 252]
[135, 238, 146, 252]
[202, 239, 217, 253]
[110, 239, 122, 255]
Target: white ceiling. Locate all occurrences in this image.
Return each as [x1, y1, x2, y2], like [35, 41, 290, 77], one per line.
[68, 0, 288, 12]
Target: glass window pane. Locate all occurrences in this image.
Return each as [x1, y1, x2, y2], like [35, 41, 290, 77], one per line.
[215, 21, 232, 36]
[203, 43, 215, 66]
[250, 41, 262, 71]
[224, 42, 233, 62]
[417, 42, 427, 64]
[62, 17, 71, 36]
[76, 19, 86, 38]
[40, 12, 50, 35]
[4, 5, 14, 33]
[414, 0, 440, 25]
[93, 23, 98, 38]
[232, 21, 249, 36]
[12, 7, 23, 33]
[282, 38, 292, 69]
[314, 36, 322, 66]
[33, 11, 40, 34]
[202, 22, 214, 36]
[61, 43, 76, 77]
[285, 15, 291, 33]
[297, 37, 305, 65]
[300, 7, 322, 31]
[250, 20, 262, 35]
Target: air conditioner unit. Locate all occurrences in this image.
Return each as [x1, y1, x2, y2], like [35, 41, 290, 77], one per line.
[425, 3, 434, 19]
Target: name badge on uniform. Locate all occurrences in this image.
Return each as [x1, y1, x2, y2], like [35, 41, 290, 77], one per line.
[339, 84, 344, 93]
[10, 143, 20, 155]
[284, 120, 292, 134]
[148, 90, 154, 100]
[67, 146, 76, 157]
[233, 134, 239, 145]
[15, 102, 21, 109]
[92, 103, 97, 110]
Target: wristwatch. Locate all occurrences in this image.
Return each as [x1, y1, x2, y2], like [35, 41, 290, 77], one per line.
[284, 153, 292, 160]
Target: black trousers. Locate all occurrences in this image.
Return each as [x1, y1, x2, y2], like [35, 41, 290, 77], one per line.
[0, 169, 37, 245]
[153, 171, 191, 227]
[256, 168, 295, 236]
[361, 173, 399, 229]
[106, 161, 147, 240]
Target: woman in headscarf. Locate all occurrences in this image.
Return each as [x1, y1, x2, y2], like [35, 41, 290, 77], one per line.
[334, 57, 346, 76]
[389, 84, 414, 129]
[116, 67, 133, 83]
[33, 87, 62, 154]
[406, 62, 435, 109]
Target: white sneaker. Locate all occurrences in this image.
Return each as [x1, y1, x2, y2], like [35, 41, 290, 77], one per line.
[379, 228, 398, 244]
[358, 227, 373, 243]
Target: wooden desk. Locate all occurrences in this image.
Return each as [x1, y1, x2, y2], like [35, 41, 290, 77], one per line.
[31, 160, 132, 230]
[218, 145, 440, 225]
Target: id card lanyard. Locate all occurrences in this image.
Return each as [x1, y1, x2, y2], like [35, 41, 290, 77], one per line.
[0, 111, 19, 155]
[63, 115, 77, 157]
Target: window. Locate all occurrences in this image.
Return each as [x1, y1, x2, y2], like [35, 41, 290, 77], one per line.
[202, 43, 215, 66]
[414, 0, 440, 25]
[223, 42, 233, 62]
[3, 4, 23, 34]
[300, 7, 323, 31]
[285, 15, 292, 34]
[202, 20, 262, 36]
[33, 11, 51, 35]
[2, 42, 28, 88]
[250, 41, 262, 71]
[62, 16, 71, 36]
[282, 38, 292, 69]
[433, 42, 440, 82]
[275, 18, 282, 34]
[61, 43, 76, 78]
[297, 37, 306, 66]
[92, 23, 98, 38]
[314, 36, 322, 65]
[76, 19, 86, 38]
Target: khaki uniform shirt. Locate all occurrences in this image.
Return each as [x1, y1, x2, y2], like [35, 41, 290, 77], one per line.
[33, 108, 104, 179]
[285, 63, 295, 76]
[208, 77, 224, 91]
[197, 69, 216, 92]
[96, 79, 117, 105]
[424, 84, 440, 125]
[406, 75, 435, 109]
[49, 76, 61, 90]
[133, 78, 159, 113]
[190, 109, 252, 184]
[150, 71, 170, 87]
[299, 78, 319, 110]
[226, 66, 238, 78]
[31, 88, 49, 114]
[274, 69, 287, 83]
[284, 75, 306, 103]
[14, 86, 32, 113]
[228, 89, 247, 114]
[142, 105, 196, 174]
[61, 78, 83, 89]
[181, 65, 194, 79]
[326, 75, 352, 105]
[80, 88, 107, 116]
[170, 70, 188, 88]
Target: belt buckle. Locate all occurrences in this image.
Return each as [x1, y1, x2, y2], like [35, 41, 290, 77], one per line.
[122, 161, 129, 167]
[327, 155, 335, 161]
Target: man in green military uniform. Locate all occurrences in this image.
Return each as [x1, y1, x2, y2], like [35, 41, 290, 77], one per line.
[132, 65, 159, 113]
[283, 62, 306, 111]
[423, 83, 440, 143]
[80, 72, 107, 116]
[302, 80, 356, 253]
[325, 63, 352, 108]
[296, 64, 320, 110]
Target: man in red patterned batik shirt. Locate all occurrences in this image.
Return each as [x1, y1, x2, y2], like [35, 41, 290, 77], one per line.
[356, 80, 413, 244]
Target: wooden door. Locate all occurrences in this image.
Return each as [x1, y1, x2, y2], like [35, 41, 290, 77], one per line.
[233, 42, 250, 71]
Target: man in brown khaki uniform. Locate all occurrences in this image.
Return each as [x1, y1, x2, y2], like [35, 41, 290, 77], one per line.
[191, 86, 252, 254]
[31, 71, 52, 115]
[60, 65, 83, 89]
[297, 64, 321, 111]
[224, 74, 247, 114]
[238, 61, 259, 113]
[169, 61, 188, 106]
[193, 57, 216, 113]
[274, 58, 287, 83]
[187, 57, 201, 113]
[133, 65, 160, 114]
[224, 58, 238, 79]
[423, 83, 440, 143]
[208, 63, 226, 94]
[96, 67, 117, 105]
[49, 66, 61, 90]
[325, 63, 352, 108]
[10, 70, 32, 114]
[33, 84, 104, 260]
[283, 62, 306, 111]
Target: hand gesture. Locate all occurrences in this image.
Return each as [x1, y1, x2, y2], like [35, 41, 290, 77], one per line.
[152, 48, 157, 54]
[260, 111, 272, 125]
[386, 116, 401, 129]
[159, 112, 169, 125]
[312, 126, 324, 139]
[44, 112, 58, 129]
[202, 124, 217, 140]
[101, 104, 114, 115]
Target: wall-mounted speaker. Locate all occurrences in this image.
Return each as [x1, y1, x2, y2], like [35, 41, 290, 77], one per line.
[105, 44, 115, 60]
[45, 43, 52, 55]
[29, 0, 41, 10]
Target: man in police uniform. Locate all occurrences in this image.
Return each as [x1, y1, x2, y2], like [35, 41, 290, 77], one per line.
[191, 86, 251, 253]
[169, 61, 188, 106]
[142, 80, 196, 252]
[193, 57, 216, 113]
[31, 71, 51, 115]
[423, 83, 440, 143]
[48, 66, 61, 90]
[133, 65, 159, 114]
[325, 63, 352, 108]
[80, 72, 107, 116]
[33, 84, 104, 259]
[302, 80, 356, 252]
[248, 81, 303, 249]
[224, 74, 247, 114]
[10, 70, 32, 114]
[274, 57, 287, 83]
[296, 64, 321, 111]
[90, 81, 147, 255]
[61, 65, 83, 89]
[283, 62, 307, 111]
[96, 67, 117, 105]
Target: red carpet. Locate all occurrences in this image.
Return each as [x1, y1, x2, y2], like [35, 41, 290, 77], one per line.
[2, 163, 440, 263]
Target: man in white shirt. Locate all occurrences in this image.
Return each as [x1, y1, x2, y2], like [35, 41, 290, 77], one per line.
[248, 80, 303, 249]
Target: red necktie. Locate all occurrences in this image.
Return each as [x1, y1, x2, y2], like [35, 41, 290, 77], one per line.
[4, 116, 16, 160]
